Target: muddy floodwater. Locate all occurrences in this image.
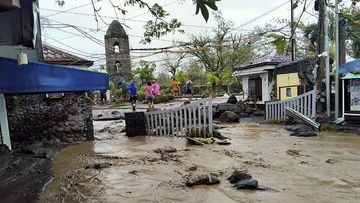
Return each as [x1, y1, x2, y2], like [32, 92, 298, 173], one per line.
[40, 120, 360, 203]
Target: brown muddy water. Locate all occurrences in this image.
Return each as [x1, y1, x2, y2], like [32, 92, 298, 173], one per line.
[40, 120, 360, 203]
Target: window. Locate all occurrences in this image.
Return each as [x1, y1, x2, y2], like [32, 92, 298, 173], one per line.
[115, 61, 121, 72]
[286, 88, 292, 97]
[114, 44, 120, 53]
[113, 42, 120, 53]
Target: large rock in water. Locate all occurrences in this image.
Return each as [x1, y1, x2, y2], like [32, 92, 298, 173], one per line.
[234, 178, 258, 190]
[220, 111, 240, 123]
[186, 174, 220, 187]
[235, 100, 246, 112]
[286, 124, 317, 137]
[285, 124, 314, 133]
[215, 103, 241, 117]
[227, 95, 238, 104]
[227, 169, 258, 190]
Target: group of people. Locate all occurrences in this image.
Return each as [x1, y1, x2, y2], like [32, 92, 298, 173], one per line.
[128, 80, 161, 110]
[128, 78, 193, 110]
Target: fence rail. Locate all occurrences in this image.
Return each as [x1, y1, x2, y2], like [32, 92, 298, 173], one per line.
[145, 97, 213, 137]
[265, 90, 316, 120]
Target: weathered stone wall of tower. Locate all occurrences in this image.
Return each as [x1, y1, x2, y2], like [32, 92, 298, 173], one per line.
[104, 21, 131, 87]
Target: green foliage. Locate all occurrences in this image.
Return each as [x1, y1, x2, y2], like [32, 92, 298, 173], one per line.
[183, 60, 207, 84]
[154, 95, 169, 104]
[114, 89, 123, 98]
[109, 81, 115, 93]
[175, 70, 188, 85]
[195, 0, 220, 22]
[134, 60, 155, 84]
[266, 33, 288, 55]
[137, 91, 146, 101]
[184, 12, 257, 75]
[206, 73, 220, 88]
[165, 93, 174, 101]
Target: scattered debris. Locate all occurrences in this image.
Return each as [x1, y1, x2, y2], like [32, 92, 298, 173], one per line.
[286, 149, 301, 156]
[326, 158, 335, 164]
[153, 146, 177, 154]
[234, 178, 258, 190]
[85, 162, 112, 170]
[227, 169, 258, 190]
[187, 165, 198, 172]
[186, 174, 220, 187]
[187, 137, 216, 145]
[227, 170, 252, 184]
[290, 132, 318, 137]
[300, 161, 310, 165]
[217, 140, 231, 145]
[129, 170, 138, 175]
[213, 129, 228, 140]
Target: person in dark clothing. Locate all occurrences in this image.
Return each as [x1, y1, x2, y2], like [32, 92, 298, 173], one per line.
[100, 90, 107, 105]
[128, 82, 138, 111]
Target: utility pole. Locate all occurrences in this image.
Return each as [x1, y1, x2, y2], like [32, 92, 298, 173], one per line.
[335, 0, 340, 118]
[325, 1, 330, 117]
[291, 0, 296, 61]
[317, 0, 326, 114]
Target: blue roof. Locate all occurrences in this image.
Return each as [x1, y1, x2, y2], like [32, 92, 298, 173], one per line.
[0, 57, 109, 94]
[339, 58, 360, 74]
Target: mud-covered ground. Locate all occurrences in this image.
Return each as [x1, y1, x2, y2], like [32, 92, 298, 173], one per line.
[39, 118, 360, 203]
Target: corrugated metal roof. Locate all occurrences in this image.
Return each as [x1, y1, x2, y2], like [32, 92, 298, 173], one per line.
[236, 51, 295, 70]
[43, 44, 94, 67]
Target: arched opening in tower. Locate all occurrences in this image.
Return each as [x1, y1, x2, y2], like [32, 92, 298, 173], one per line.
[115, 61, 121, 72]
[113, 42, 120, 53]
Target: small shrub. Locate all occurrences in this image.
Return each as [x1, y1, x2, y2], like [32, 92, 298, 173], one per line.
[114, 89, 123, 98]
[154, 95, 169, 104]
[165, 94, 174, 101]
[320, 124, 337, 132]
[137, 91, 146, 101]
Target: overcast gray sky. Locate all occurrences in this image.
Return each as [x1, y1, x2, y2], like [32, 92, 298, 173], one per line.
[39, 0, 322, 68]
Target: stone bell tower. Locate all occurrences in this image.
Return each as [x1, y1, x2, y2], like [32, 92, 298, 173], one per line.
[105, 20, 131, 87]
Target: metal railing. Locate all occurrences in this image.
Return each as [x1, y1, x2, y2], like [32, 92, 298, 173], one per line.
[265, 90, 316, 120]
[145, 97, 213, 137]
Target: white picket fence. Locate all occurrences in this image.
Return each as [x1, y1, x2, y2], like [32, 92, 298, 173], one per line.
[145, 97, 213, 137]
[265, 90, 316, 120]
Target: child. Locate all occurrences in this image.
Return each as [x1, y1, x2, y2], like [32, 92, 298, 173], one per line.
[145, 82, 154, 109]
[128, 82, 137, 111]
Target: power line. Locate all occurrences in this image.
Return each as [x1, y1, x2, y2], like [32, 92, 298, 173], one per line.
[231, 0, 290, 31]
[45, 1, 96, 17]
[40, 8, 217, 29]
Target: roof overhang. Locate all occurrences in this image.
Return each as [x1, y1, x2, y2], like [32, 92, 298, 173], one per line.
[0, 57, 108, 94]
[233, 65, 275, 76]
[341, 73, 360, 80]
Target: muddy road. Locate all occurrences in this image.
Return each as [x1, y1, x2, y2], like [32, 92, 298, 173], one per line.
[40, 120, 360, 203]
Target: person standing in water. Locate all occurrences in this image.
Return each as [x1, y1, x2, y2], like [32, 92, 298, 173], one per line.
[145, 82, 154, 109]
[128, 82, 137, 111]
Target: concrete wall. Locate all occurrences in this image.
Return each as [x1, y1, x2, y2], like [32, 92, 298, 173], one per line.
[3, 94, 94, 149]
[260, 72, 270, 102]
[241, 76, 249, 100]
[276, 73, 300, 100]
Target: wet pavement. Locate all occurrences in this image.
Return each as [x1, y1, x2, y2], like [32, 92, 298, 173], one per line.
[40, 120, 360, 203]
